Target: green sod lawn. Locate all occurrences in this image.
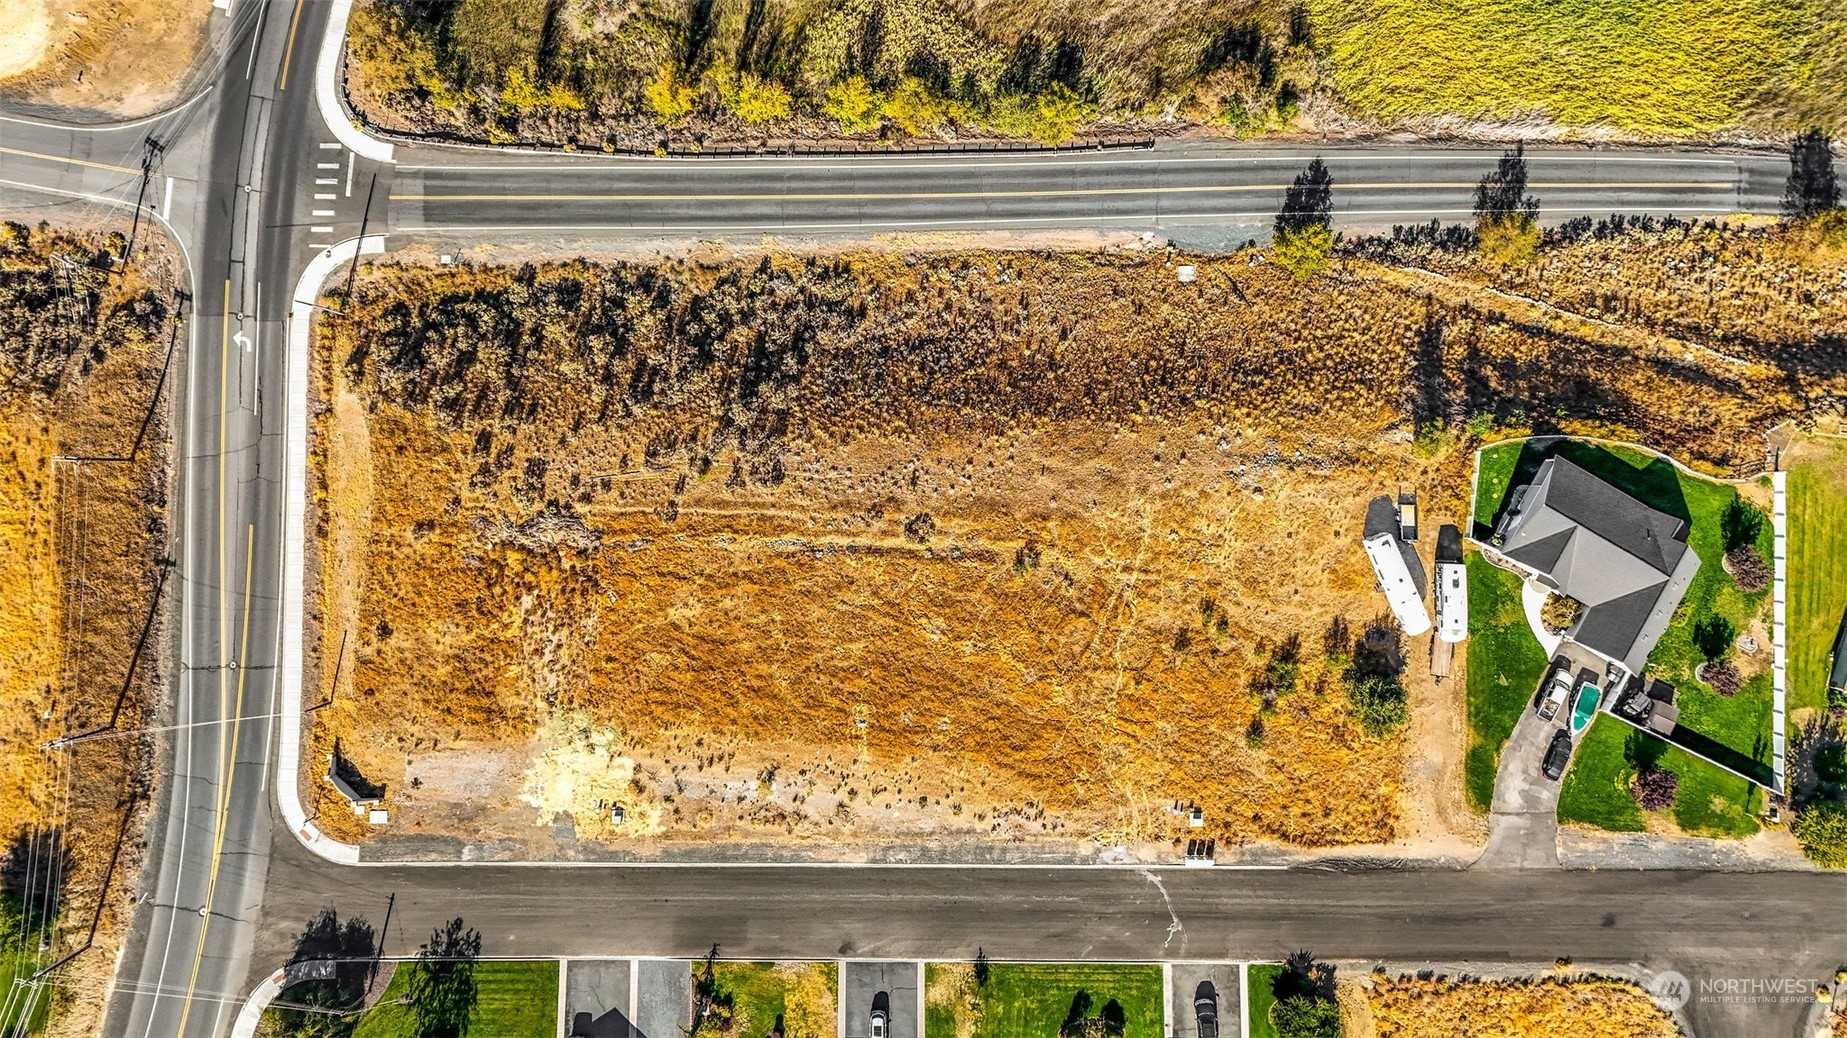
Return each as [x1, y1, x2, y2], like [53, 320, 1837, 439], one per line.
[699, 961, 837, 1038]
[1305, 0, 1818, 134]
[1474, 439, 1774, 772]
[0, 960, 52, 1036]
[1559, 714, 1762, 837]
[1464, 553, 1551, 812]
[1246, 964, 1284, 1038]
[1787, 439, 1847, 726]
[926, 962, 1164, 1038]
[353, 960, 558, 1038]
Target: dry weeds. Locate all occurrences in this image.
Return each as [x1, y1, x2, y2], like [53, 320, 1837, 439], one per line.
[307, 225, 1842, 856]
[1361, 973, 1681, 1038]
[0, 220, 175, 1034]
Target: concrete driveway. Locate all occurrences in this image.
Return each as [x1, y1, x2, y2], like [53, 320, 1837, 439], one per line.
[842, 962, 918, 1038]
[1169, 963, 1239, 1038]
[566, 960, 634, 1038]
[634, 959, 691, 1038]
[1477, 697, 1568, 869]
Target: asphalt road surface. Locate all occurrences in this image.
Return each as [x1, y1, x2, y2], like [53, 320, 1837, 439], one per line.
[0, 3, 1839, 1038]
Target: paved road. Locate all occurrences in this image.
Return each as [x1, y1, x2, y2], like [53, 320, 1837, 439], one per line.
[0, 4, 1837, 1038]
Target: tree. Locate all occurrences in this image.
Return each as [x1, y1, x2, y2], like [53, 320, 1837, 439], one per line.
[1270, 995, 1342, 1038]
[268, 909, 378, 1038]
[1272, 160, 1335, 278]
[1345, 673, 1406, 737]
[1784, 129, 1840, 219]
[645, 66, 697, 126]
[1539, 593, 1581, 634]
[1724, 545, 1770, 594]
[406, 918, 481, 1037]
[1792, 800, 1847, 867]
[973, 947, 990, 988]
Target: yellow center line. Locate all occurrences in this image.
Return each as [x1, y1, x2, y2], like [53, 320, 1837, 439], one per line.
[0, 144, 142, 176]
[276, 0, 307, 92]
[173, 287, 237, 1038]
[389, 180, 1734, 203]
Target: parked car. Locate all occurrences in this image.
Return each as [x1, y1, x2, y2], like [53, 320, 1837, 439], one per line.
[870, 991, 889, 1038]
[1538, 660, 1573, 721]
[1194, 981, 1219, 1038]
[1542, 730, 1574, 780]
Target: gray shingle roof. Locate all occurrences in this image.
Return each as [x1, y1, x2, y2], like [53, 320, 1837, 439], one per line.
[1494, 456, 1700, 672]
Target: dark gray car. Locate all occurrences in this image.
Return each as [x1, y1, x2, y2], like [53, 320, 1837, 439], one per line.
[1542, 729, 1573, 781]
[1194, 981, 1219, 1038]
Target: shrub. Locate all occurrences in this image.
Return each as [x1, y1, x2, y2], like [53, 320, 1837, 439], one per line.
[1029, 82, 1090, 145]
[717, 70, 793, 125]
[1698, 659, 1742, 697]
[881, 77, 947, 137]
[645, 67, 697, 125]
[823, 76, 885, 133]
[1272, 223, 1333, 279]
[1271, 995, 1342, 1038]
[1478, 214, 1540, 266]
[1347, 673, 1407, 737]
[1792, 800, 1847, 867]
[1725, 544, 1771, 593]
[1630, 764, 1679, 811]
[1539, 593, 1582, 634]
[1245, 716, 1267, 748]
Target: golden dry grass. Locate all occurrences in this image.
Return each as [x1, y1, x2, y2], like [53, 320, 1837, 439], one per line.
[1363, 974, 1681, 1038]
[307, 228, 1840, 855]
[0, 222, 173, 1034]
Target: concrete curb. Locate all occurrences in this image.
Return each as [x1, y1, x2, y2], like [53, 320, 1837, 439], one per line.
[313, 0, 394, 164]
[229, 960, 335, 1038]
[277, 235, 384, 867]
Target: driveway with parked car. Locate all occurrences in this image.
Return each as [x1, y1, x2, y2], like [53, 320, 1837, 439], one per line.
[1476, 656, 1577, 868]
[1168, 963, 1238, 1038]
[843, 962, 918, 1038]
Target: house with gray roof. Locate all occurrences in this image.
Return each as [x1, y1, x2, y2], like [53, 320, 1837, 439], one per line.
[1490, 456, 1701, 675]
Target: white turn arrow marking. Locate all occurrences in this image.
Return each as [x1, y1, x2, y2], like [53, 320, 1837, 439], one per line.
[235, 331, 252, 352]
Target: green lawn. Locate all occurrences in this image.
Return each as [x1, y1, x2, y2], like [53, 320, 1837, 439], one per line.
[0, 962, 51, 1036]
[1788, 440, 1847, 725]
[1464, 553, 1551, 812]
[353, 960, 558, 1038]
[1474, 439, 1774, 769]
[925, 962, 1164, 1038]
[1305, 0, 1819, 134]
[1559, 715, 1761, 837]
[1246, 964, 1284, 1038]
[699, 961, 837, 1038]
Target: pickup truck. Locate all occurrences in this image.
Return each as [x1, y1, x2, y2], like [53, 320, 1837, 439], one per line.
[1537, 659, 1573, 721]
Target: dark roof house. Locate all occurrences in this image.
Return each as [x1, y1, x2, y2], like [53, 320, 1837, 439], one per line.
[1491, 456, 1701, 673]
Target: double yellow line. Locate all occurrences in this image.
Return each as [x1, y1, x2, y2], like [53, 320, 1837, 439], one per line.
[173, 285, 255, 1036]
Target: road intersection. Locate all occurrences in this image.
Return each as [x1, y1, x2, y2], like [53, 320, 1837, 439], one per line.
[0, 2, 1838, 1036]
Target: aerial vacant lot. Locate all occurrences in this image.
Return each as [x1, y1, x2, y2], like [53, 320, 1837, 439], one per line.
[0, 221, 175, 1034]
[307, 219, 1844, 858]
[927, 961, 1163, 1038]
[1360, 972, 1680, 1038]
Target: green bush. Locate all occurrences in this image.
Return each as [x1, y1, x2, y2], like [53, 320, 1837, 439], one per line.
[1792, 800, 1847, 867]
[823, 76, 886, 133]
[1271, 994, 1342, 1038]
[1347, 673, 1408, 737]
[1272, 224, 1333, 279]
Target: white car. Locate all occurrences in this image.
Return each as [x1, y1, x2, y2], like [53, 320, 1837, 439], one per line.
[870, 991, 889, 1038]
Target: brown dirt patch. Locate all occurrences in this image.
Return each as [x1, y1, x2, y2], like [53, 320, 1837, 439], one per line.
[1360, 973, 1680, 1038]
[0, 0, 214, 118]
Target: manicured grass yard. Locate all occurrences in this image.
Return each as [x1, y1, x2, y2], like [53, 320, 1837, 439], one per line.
[926, 962, 1163, 1038]
[701, 961, 837, 1038]
[1306, 0, 1816, 134]
[1246, 964, 1284, 1038]
[1464, 553, 1550, 812]
[1787, 439, 1847, 725]
[1559, 714, 1762, 837]
[0, 959, 51, 1036]
[1474, 440, 1774, 768]
[354, 960, 558, 1038]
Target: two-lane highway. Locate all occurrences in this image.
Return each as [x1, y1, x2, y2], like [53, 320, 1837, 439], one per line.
[0, 4, 1836, 1037]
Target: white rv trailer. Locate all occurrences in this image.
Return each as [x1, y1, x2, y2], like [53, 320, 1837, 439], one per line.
[1434, 560, 1468, 643]
[1362, 531, 1432, 636]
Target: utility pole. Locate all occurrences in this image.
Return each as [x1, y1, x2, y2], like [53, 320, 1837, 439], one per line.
[119, 136, 164, 268]
[341, 173, 378, 313]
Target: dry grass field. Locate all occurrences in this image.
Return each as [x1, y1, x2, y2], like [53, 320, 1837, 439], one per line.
[306, 220, 1844, 857]
[1358, 973, 1681, 1038]
[0, 220, 175, 1034]
[0, 0, 214, 117]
